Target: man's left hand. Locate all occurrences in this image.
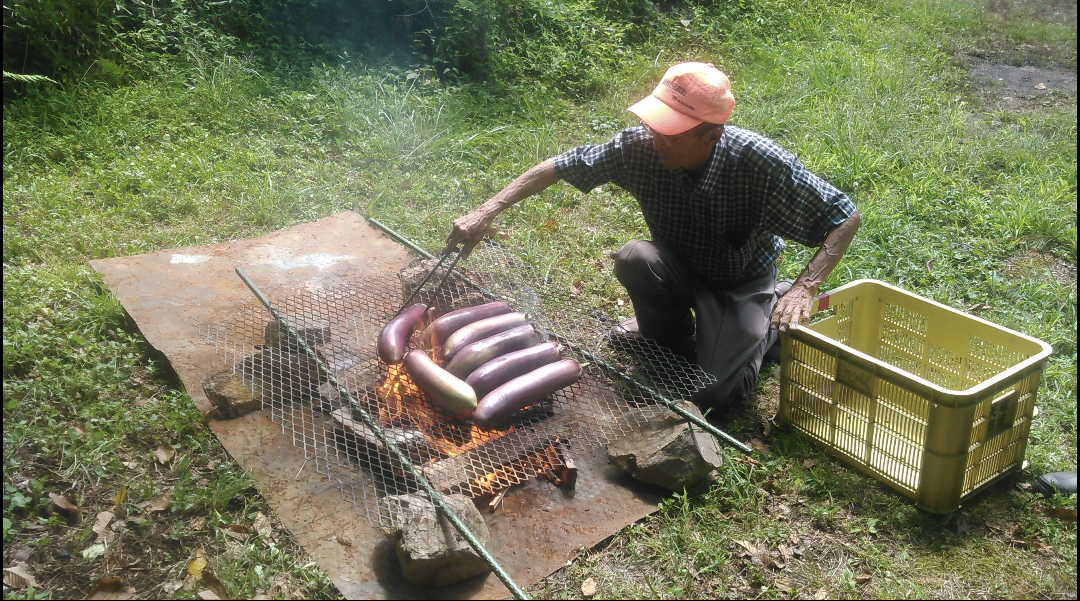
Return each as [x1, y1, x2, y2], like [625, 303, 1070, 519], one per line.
[770, 283, 814, 332]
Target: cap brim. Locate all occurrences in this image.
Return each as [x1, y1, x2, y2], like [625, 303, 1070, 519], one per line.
[627, 94, 702, 136]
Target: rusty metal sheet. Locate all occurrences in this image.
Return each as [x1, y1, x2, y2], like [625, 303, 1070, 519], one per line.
[90, 211, 661, 599]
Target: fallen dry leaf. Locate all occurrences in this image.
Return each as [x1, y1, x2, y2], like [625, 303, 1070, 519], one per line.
[773, 578, 795, 593]
[778, 543, 793, 563]
[93, 511, 115, 543]
[162, 581, 184, 595]
[1045, 507, 1078, 522]
[82, 543, 107, 559]
[3, 565, 37, 589]
[49, 492, 85, 515]
[330, 535, 353, 547]
[1031, 539, 1055, 556]
[253, 512, 272, 538]
[788, 533, 801, 547]
[855, 573, 872, 584]
[201, 569, 231, 600]
[187, 549, 208, 579]
[112, 485, 128, 507]
[814, 588, 828, 600]
[1006, 536, 1054, 555]
[734, 540, 784, 569]
[570, 280, 583, 296]
[223, 539, 245, 559]
[750, 438, 771, 454]
[581, 577, 597, 597]
[138, 492, 172, 513]
[221, 524, 251, 541]
[802, 458, 818, 469]
[732, 455, 763, 467]
[156, 441, 176, 464]
[86, 577, 135, 600]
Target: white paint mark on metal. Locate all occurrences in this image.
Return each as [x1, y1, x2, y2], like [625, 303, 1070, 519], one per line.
[268, 253, 353, 271]
[170, 254, 210, 264]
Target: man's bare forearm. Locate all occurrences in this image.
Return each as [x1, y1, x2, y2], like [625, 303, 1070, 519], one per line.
[475, 159, 560, 220]
[771, 210, 860, 331]
[444, 159, 561, 256]
[792, 210, 861, 294]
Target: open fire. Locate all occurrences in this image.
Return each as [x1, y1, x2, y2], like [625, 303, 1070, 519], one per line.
[330, 348, 575, 503]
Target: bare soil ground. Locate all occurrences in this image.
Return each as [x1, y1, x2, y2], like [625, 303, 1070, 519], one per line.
[960, 0, 1078, 111]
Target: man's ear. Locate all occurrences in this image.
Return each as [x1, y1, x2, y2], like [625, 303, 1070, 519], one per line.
[707, 126, 725, 145]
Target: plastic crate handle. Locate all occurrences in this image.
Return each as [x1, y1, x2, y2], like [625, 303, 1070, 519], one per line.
[810, 292, 830, 314]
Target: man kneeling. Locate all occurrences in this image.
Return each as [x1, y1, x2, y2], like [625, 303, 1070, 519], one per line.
[444, 62, 860, 415]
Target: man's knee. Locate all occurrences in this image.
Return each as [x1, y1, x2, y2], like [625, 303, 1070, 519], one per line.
[612, 239, 661, 288]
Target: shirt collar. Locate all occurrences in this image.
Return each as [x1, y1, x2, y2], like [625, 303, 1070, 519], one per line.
[694, 128, 728, 192]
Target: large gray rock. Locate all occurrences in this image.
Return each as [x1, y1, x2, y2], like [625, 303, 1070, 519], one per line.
[263, 314, 332, 350]
[240, 347, 323, 403]
[203, 370, 261, 419]
[384, 493, 492, 587]
[606, 401, 722, 490]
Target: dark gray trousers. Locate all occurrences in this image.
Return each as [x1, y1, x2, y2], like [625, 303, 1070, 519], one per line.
[613, 239, 778, 412]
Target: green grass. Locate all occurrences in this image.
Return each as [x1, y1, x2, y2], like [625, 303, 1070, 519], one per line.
[3, 0, 1075, 598]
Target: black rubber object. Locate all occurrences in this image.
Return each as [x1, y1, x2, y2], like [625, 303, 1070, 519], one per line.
[1034, 470, 1077, 496]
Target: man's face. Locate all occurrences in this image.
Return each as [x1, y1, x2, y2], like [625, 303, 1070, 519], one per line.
[643, 123, 723, 172]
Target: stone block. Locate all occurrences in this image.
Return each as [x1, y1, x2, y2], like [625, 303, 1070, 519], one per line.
[203, 370, 261, 419]
[263, 314, 332, 350]
[606, 401, 722, 490]
[384, 493, 492, 587]
[240, 347, 323, 403]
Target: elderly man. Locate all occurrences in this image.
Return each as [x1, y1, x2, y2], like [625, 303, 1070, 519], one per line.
[444, 62, 860, 414]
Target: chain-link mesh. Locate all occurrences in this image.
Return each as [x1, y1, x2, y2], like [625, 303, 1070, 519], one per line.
[196, 239, 716, 529]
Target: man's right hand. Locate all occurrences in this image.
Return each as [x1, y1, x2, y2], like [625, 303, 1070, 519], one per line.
[442, 208, 494, 258]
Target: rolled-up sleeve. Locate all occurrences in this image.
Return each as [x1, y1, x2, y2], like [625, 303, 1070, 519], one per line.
[758, 145, 856, 248]
[552, 132, 630, 193]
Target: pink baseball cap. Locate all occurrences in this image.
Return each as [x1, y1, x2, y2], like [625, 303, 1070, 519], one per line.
[627, 62, 735, 135]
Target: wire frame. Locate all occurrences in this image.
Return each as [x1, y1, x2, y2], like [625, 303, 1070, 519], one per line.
[197, 239, 716, 529]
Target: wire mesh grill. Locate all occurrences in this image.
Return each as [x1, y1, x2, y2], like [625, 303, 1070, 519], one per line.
[197, 239, 716, 529]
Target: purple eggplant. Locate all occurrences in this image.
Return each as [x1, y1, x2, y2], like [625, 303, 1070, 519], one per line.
[424, 301, 513, 348]
[444, 324, 540, 379]
[377, 304, 427, 365]
[473, 359, 582, 428]
[403, 350, 477, 415]
[441, 312, 528, 361]
[465, 342, 562, 400]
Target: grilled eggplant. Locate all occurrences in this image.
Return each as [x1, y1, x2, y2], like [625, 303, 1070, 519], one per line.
[424, 301, 513, 348]
[473, 359, 581, 428]
[441, 312, 528, 361]
[377, 304, 427, 364]
[465, 342, 561, 400]
[403, 350, 477, 415]
[444, 324, 540, 379]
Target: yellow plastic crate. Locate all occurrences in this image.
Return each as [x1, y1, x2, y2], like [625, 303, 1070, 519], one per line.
[778, 279, 1052, 513]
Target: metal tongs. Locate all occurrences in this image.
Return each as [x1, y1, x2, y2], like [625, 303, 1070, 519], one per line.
[394, 248, 463, 317]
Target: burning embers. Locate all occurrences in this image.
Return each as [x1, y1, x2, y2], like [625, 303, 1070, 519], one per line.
[331, 353, 575, 504]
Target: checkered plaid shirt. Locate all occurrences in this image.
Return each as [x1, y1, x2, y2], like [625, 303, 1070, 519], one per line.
[553, 126, 857, 285]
